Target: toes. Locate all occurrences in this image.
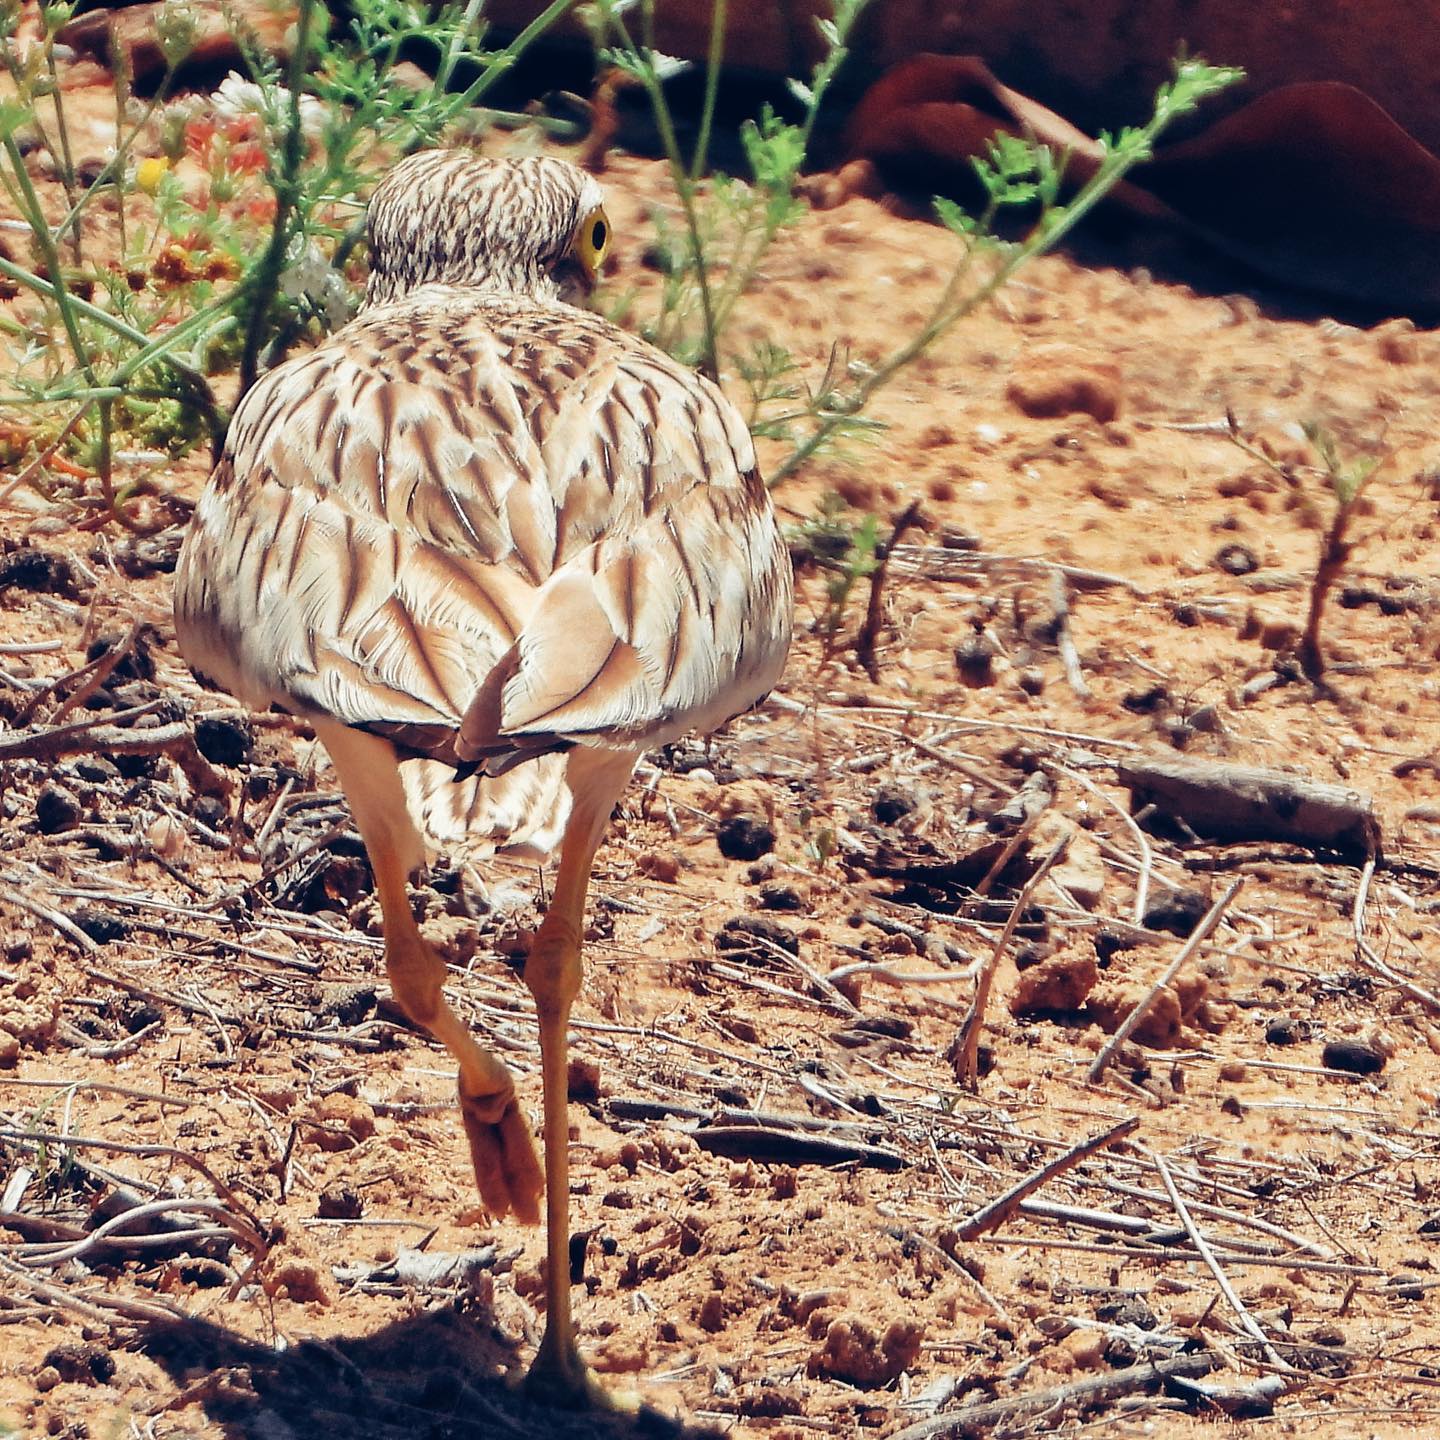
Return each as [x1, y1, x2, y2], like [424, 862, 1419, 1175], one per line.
[459, 1090, 544, 1224]
[498, 1104, 544, 1224]
[461, 1110, 518, 1217]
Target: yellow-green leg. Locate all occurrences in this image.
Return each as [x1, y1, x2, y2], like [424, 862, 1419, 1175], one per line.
[316, 721, 544, 1224]
[521, 747, 636, 1409]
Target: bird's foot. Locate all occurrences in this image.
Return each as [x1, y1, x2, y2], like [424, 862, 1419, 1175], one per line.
[458, 1083, 544, 1225]
[523, 1327, 636, 1412]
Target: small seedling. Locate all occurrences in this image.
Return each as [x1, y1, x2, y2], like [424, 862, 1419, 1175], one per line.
[1225, 414, 1384, 685]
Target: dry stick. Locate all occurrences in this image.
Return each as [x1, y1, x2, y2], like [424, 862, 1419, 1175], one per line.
[1144, 1143, 1296, 1373]
[1051, 760, 1154, 925]
[1352, 856, 1440, 1012]
[976, 1233, 1382, 1278]
[12, 620, 142, 729]
[10, 1196, 264, 1269]
[0, 710, 227, 796]
[951, 835, 1070, 1090]
[1048, 569, 1091, 700]
[888, 546, 1143, 595]
[1088, 878, 1243, 1083]
[888, 1352, 1222, 1440]
[855, 496, 925, 682]
[0, 1252, 188, 1325]
[0, 882, 99, 954]
[0, 401, 92, 508]
[954, 1115, 1139, 1241]
[0, 1126, 258, 1228]
[971, 808, 1044, 901]
[893, 1227, 1012, 1325]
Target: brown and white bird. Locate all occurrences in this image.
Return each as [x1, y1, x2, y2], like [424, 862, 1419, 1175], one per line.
[175, 149, 793, 1404]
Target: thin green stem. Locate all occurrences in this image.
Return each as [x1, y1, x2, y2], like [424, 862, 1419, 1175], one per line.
[690, 0, 727, 182]
[2, 134, 96, 388]
[44, 40, 79, 259]
[609, 3, 720, 379]
[237, 0, 315, 394]
[426, 0, 576, 137]
[52, 66, 175, 249]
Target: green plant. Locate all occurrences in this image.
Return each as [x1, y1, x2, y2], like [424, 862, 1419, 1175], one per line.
[789, 491, 882, 660]
[765, 60, 1244, 487]
[588, 0, 869, 384]
[0, 0, 574, 531]
[1227, 415, 1383, 684]
[588, 10, 1239, 486]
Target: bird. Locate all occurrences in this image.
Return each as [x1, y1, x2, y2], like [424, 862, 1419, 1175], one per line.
[174, 148, 794, 1406]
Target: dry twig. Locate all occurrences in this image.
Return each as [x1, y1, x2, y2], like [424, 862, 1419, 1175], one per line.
[950, 835, 1069, 1089]
[1088, 878, 1242, 1083]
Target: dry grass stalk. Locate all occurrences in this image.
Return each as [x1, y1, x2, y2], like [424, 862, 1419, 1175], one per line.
[954, 1114, 1138, 1240]
[950, 834, 1070, 1090]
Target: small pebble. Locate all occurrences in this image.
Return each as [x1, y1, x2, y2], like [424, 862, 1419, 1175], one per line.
[35, 784, 83, 835]
[193, 713, 254, 766]
[1321, 1038, 1386, 1074]
[716, 814, 775, 861]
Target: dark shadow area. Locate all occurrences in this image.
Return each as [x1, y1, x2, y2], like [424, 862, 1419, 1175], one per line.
[136, 1308, 720, 1440]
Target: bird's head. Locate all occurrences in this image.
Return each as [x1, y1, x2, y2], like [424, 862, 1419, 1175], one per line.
[363, 150, 611, 309]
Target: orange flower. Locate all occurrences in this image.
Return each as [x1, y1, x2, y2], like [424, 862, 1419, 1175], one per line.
[184, 117, 216, 159]
[229, 142, 268, 175]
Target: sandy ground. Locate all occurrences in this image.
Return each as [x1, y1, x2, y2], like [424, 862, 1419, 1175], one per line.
[2, 89, 1440, 1440]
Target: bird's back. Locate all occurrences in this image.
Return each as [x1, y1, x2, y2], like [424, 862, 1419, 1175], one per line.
[175, 283, 792, 848]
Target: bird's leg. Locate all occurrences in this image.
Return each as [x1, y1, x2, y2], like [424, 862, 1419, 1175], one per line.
[314, 721, 544, 1224]
[523, 747, 636, 1408]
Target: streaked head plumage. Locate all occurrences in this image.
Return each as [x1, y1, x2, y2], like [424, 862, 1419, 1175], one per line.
[364, 150, 609, 308]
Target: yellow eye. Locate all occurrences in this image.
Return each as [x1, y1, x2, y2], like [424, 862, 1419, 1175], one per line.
[574, 206, 610, 280]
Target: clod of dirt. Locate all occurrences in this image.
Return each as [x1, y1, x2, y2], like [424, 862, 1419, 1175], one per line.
[122, 1000, 163, 1033]
[1265, 1016, 1310, 1046]
[716, 814, 776, 861]
[715, 915, 800, 962]
[87, 626, 157, 681]
[1321, 1037, 1387, 1074]
[0, 545, 79, 597]
[41, 1343, 117, 1386]
[1010, 948, 1098, 1016]
[267, 1254, 335, 1306]
[1141, 888, 1210, 937]
[317, 1186, 363, 1220]
[35, 784, 83, 835]
[567, 1055, 602, 1100]
[1087, 979, 1183, 1047]
[70, 908, 128, 944]
[873, 783, 919, 825]
[758, 881, 805, 912]
[193, 712, 255, 766]
[308, 1092, 376, 1151]
[1213, 542, 1260, 576]
[1122, 683, 1170, 714]
[636, 849, 681, 882]
[315, 983, 376, 1027]
[953, 633, 997, 686]
[807, 1314, 924, 1387]
[1004, 345, 1122, 422]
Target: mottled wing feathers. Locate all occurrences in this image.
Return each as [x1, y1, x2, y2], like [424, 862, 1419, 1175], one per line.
[175, 284, 792, 799]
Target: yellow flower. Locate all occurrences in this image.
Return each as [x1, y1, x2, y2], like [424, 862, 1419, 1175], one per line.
[135, 157, 169, 194]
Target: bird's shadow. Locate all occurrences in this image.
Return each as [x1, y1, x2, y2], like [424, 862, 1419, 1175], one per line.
[134, 1306, 720, 1440]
